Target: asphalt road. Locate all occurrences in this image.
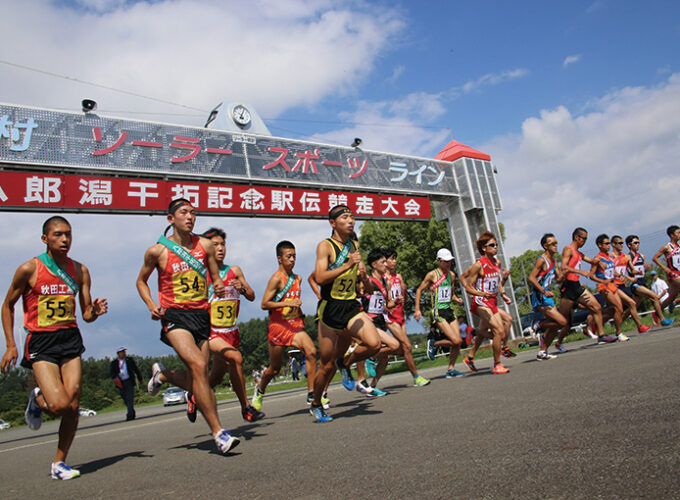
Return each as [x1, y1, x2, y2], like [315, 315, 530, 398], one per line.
[1, 327, 679, 499]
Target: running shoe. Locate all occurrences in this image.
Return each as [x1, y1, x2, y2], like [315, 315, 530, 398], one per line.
[536, 350, 556, 360]
[531, 319, 543, 334]
[51, 461, 80, 480]
[637, 324, 651, 334]
[365, 358, 377, 378]
[310, 404, 333, 423]
[186, 391, 197, 423]
[356, 379, 374, 395]
[492, 363, 510, 375]
[306, 392, 314, 405]
[413, 375, 430, 387]
[426, 338, 437, 360]
[371, 386, 387, 397]
[597, 335, 617, 344]
[583, 325, 598, 340]
[252, 388, 264, 411]
[445, 368, 464, 378]
[214, 429, 240, 454]
[651, 312, 660, 327]
[661, 318, 675, 326]
[554, 343, 567, 354]
[147, 362, 165, 396]
[501, 346, 517, 358]
[617, 333, 630, 342]
[25, 387, 42, 430]
[321, 392, 330, 410]
[242, 405, 265, 422]
[336, 357, 355, 391]
[463, 356, 478, 373]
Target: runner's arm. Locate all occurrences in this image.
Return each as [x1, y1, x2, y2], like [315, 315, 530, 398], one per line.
[527, 256, 548, 294]
[413, 271, 434, 320]
[203, 238, 225, 298]
[314, 240, 356, 285]
[261, 274, 301, 310]
[449, 271, 464, 305]
[459, 262, 491, 298]
[588, 257, 608, 284]
[77, 263, 108, 322]
[1, 261, 33, 373]
[229, 265, 255, 302]
[136, 245, 164, 320]
[307, 271, 322, 300]
[652, 246, 672, 274]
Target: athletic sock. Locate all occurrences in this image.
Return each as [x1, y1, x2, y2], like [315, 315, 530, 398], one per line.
[256, 386, 264, 396]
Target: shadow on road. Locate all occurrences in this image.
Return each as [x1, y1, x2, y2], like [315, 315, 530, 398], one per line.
[170, 438, 242, 457]
[77, 450, 153, 474]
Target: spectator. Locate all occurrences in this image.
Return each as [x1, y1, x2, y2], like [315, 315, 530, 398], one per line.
[110, 347, 143, 421]
[290, 356, 300, 381]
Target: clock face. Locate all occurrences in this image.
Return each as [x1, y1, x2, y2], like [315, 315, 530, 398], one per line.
[232, 105, 251, 127]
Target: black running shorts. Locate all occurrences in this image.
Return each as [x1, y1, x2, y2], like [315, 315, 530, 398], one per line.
[161, 308, 210, 346]
[21, 327, 85, 369]
[319, 299, 363, 330]
[433, 307, 455, 324]
[560, 280, 586, 302]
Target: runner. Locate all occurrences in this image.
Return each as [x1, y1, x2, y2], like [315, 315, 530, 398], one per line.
[253, 240, 318, 411]
[310, 205, 381, 423]
[307, 269, 332, 410]
[384, 248, 430, 386]
[136, 198, 239, 454]
[1, 216, 108, 480]
[555, 227, 615, 346]
[625, 235, 674, 327]
[458, 232, 511, 374]
[414, 248, 466, 378]
[355, 248, 401, 396]
[609, 235, 653, 336]
[185, 227, 263, 424]
[527, 233, 567, 360]
[652, 225, 680, 312]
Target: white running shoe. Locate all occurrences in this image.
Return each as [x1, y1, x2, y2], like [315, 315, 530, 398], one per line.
[25, 387, 42, 430]
[51, 461, 80, 480]
[536, 350, 556, 360]
[553, 343, 568, 354]
[214, 429, 240, 454]
[147, 362, 165, 396]
[355, 379, 374, 395]
[617, 333, 630, 342]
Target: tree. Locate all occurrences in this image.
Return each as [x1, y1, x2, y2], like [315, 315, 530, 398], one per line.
[509, 249, 543, 315]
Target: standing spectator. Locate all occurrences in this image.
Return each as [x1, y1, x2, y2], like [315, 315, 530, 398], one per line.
[290, 355, 300, 381]
[110, 347, 143, 421]
[650, 271, 671, 310]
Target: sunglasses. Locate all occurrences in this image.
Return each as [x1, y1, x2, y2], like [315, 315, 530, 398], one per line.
[630, 241, 640, 244]
[613, 241, 623, 245]
[486, 243, 498, 248]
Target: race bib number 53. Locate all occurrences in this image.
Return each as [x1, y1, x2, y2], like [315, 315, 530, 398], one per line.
[211, 299, 237, 327]
[173, 270, 206, 303]
[38, 295, 76, 327]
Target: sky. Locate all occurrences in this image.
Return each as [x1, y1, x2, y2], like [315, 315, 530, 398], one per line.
[1, 0, 679, 359]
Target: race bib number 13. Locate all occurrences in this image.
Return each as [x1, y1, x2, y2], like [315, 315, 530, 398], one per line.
[38, 295, 76, 327]
[173, 270, 206, 303]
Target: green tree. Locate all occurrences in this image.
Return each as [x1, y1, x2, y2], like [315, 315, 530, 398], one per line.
[509, 249, 543, 315]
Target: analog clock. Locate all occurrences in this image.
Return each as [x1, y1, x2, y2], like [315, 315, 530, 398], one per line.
[232, 105, 251, 127]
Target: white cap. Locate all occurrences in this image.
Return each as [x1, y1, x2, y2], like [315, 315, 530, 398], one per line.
[116, 346, 126, 353]
[436, 248, 454, 261]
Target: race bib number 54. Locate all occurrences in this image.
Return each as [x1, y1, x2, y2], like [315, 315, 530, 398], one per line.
[38, 295, 76, 327]
[173, 270, 206, 303]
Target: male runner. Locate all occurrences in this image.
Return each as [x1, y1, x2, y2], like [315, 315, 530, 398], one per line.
[355, 248, 401, 396]
[527, 233, 567, 360]
[652, 225, 680, 312]
[608, 235, 652, 337]
[1, 216, 108, 480]
[185, 227, 263, 424]
[459, 233, 511, 374]
[414, 248, 466, 377]
[555, 227, 615, 346]
[136, 198, 239, 453]
[253, 240, 318, 410]
[384, 248, 430, 386]
[625, 235, 673, 327]
[310, 205, 381, 423]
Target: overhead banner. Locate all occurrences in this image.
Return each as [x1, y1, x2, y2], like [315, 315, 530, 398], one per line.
[0, 103, 458, 198]
[0, 170, 431, 219]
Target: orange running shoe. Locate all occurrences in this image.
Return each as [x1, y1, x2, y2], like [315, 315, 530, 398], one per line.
[638, 324, 652, 334]
[651, 312, 660, 326]
[492, 363, 510, 375]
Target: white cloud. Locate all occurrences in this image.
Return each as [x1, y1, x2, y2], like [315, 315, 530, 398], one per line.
[453, 68, 529, 96]
[563, 54, 582, 67]
[484, 73, 680, 259]
[0, 0, 404, 125]
[387, 64, 406, 84]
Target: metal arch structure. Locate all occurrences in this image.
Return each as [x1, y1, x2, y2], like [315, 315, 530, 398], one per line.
[0, 102, 521, 338]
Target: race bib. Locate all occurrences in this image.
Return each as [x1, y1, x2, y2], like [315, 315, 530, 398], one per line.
[368, 293, 386, 314]
[604, 266, 614, 280]
[330, 267, 357, 300]
[437, 286, 452, 303]
[633, 264, 645, 277]
[484, 277, 499, 294]
[210, 299, 237, 328]
[390, 283, 401, 301]
[38, 295, 76, 327]
[673, 254, 680, 269]
[172, 269, 206, 303]
[615, 265, 627, 278]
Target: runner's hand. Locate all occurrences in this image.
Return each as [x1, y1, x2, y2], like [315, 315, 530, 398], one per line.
[285, 298, 302, 308]
[92, 297, 108, 316]
[414, 310, 422, 321]
[150, 304, 164, 320]
[213, 280, 226, 298]
[0, 346, 18, 374]
[545, 290, 555, 298]
[229, 278, 242, 290]
[501, 293, 512, 304]
[454, 297, 463, 305]
[349, 251, 362, 266]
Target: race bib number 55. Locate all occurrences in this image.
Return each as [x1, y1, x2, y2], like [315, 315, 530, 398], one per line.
[38, 295, 76, 327]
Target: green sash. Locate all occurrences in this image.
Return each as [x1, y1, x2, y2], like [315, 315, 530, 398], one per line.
[157, 235, 207, 278]
[208, 265, 231, 300]
[37, 253, 80, 293]
[274, 274, 295, 302]
[328, 238, 352, 271]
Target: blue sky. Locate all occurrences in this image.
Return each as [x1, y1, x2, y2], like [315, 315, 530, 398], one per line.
[1, 0, 680, 358]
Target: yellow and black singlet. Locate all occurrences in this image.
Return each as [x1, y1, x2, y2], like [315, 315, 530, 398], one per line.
[320, 238, 358, 301]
